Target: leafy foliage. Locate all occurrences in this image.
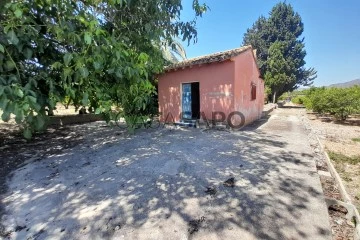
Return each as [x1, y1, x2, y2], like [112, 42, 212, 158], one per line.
[264, 41, 294, 102]
[304, 86, 360, 120]
[0, 0, 208, 138]
[160, 39, 187, 63]
[278, 92, 289, 101]
[243, 2, 316, 102]
[291, 95, 305, 105]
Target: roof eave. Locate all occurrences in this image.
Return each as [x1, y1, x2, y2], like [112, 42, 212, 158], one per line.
[163, 45, 253, 73]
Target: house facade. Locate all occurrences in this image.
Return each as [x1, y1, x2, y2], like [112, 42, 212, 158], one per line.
[158, 45, 265, 128]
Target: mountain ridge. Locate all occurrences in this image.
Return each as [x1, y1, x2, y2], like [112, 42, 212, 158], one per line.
[327, 78, 360, 88]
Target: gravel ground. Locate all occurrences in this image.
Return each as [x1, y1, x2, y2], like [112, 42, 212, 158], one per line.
[1, 108, 332, 240]
[299, 106, 358, 239]
[306, 113, 360, 157]
[305, 110, 360, 211]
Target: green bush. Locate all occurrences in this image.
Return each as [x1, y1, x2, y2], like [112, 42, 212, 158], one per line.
[291, 95, 305, 104]
[278, 92, 290, 101]
[304, 86, 360, 121]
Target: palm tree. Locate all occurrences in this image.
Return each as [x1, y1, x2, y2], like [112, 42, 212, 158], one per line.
[159, 39, 187, 63]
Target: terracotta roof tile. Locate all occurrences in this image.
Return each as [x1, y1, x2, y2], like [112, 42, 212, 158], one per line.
[165, 45, 252, 71]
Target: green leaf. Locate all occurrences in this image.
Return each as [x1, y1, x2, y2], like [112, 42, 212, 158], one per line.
[51, 62, 62, 70]
[63, 53, 73, 66]
[81, 92, 89, 105]
[89, 20, 97, 30]
[144, 24, 151, 33]
[116, 51, 121, 60]
[5, 60, 15, 71]
[7, 30, 19, 45]
[138, 52, 149, 61]
[24, 48, 33, 59]
[5, 101, 14, 112]
[35, 115, 45, 130]
[79, 67, 89, 78]
[3, 25, 10, 34]
[93, 61, 101, 70]
[0, 98, 9, 109]
[0, 44, 4, 53]
[63, 67, 73, 79]
[95, 29, 105, 36]
[95, 108, 101, 114]
[8, 75, 17, 83]
[1, 111, 10, 122]
[23, 128, 32, 139]
[78, 16, 86, 24]
[15, 109, 24, 124]
[115, 69, 123, 78]
[22, 103, 30, 111]
[15, 88, 24, 98]
[27, 95, 37, 104]
[14, 9, 22, 18]
[84, 32, 92, 45]
[68, 89, 75, 99]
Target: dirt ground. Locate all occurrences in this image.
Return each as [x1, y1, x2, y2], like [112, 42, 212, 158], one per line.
[306, 111, 360, 212]
[0, 104, 80, 125]
[0, 108, 332, 240]
[0, 121, 114, 237]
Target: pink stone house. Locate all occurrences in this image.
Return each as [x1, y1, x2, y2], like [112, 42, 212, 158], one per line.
[158, 45, 264, 128]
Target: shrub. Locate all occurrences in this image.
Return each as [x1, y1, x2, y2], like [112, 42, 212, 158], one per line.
[304, 86, 360, 121]
[278, 92, 290, 101]
[291, 95, 305, 104]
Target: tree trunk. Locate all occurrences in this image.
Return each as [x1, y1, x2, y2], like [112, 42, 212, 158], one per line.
[272, 91, 277, 104]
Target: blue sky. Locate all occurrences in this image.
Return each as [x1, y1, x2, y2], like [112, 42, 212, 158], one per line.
[181, 0, 360, 86]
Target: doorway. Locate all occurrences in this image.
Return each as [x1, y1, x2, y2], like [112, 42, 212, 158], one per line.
[182, 82, 200, 119]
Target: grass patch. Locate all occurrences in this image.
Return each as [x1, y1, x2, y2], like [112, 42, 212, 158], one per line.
[328, 151, 360, 165]
[342, 175, 353, 182]
[352, 138, 360, 142]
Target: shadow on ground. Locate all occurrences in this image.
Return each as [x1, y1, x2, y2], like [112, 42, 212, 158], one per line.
[1, 119, 330, 239]
[278, 105, 305, 109]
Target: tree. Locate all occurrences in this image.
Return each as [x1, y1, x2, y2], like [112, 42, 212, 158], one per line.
[264, 41, 295, 103]
[243, 2, 316, 102]
[160, 40, 187, 63]
[0, 0, 208, 138]
[242, 16, 269, 75]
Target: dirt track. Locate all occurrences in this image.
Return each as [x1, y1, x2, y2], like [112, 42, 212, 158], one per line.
[1, 108, 331, 239]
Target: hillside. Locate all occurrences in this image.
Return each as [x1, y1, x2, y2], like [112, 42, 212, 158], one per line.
[328, 78, 360, 88]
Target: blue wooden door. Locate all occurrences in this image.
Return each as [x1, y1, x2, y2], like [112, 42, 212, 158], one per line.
[182, 83, 192, 119]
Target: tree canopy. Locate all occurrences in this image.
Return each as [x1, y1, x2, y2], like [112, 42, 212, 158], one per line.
[243, 2, 316, 102]
[0, 0, 208, 138]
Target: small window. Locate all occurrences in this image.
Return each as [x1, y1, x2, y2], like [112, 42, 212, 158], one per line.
[251, 84, 257, 100]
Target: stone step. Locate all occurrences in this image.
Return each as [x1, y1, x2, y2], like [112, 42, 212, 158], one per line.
[175, 121, 197, 128]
